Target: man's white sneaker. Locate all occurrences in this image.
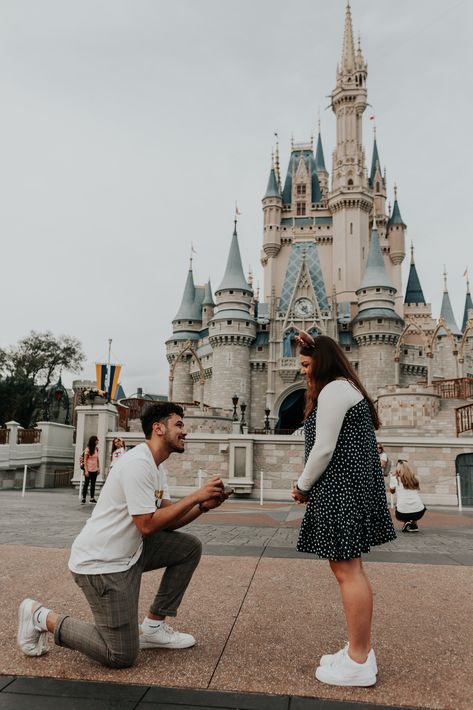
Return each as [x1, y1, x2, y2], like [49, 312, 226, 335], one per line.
[17, 598, 49, 657]
[320, 644, 378, 674]
[139, 622, 195, 650]
[315, 646, 376, 686]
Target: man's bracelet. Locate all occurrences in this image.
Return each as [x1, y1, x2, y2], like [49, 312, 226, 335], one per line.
[198, 502, 210, 513]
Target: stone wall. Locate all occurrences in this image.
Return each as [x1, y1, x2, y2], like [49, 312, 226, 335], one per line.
[107, 430, 469, 505]
[357, 342, 397, 393]
[210, 343, 251, 411]
[377, 385, 440, 429]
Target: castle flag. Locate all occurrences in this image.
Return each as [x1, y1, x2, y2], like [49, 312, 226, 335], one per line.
[96, 363, 122, 400]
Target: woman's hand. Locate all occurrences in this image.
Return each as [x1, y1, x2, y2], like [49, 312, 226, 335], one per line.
[291, 485, 309, 504]
[294, 330, 316, 349]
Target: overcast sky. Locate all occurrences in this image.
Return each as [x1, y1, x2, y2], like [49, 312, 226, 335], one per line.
[0, 0, 471, 396]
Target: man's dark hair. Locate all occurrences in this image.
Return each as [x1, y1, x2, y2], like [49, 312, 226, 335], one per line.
[141, 402, 184, 439]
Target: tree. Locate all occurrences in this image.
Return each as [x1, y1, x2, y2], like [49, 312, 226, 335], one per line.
[0, 331, 85, 427]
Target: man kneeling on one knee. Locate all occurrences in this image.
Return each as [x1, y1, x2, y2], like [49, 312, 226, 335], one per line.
[18, 402, 229, 668]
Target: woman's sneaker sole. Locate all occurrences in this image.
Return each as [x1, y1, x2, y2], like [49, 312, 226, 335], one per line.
[315, 665, 376, 686]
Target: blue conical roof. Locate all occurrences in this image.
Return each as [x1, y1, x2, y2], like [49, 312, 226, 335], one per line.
[388, 198, 406, 227]
[216, 222, 251, 293]
[264, 168, 280, 199]
[173, 267, 203, 321]
[315, 132, 326, 171]
[359, 226, 394, 290]
[405, 248, 425, 305]
[462, 284, 473, 332]
[202, 279, 215, 306]
[440, 281, 461, 337]
[369, 138, 381, 187]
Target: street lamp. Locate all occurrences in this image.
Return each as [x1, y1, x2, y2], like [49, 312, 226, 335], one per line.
[240, 401, 247, 433]
[264, 407, 271, 434]
[232, 394, 239, 422]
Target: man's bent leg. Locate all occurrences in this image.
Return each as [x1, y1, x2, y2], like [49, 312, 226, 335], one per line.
[56, 563, 142, 668]
[142, 531, 202, 617]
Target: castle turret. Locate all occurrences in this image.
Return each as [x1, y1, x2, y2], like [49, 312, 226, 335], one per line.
[440, 269, 461, 337]
[209, 221, 256, 414]
[202, 279, 215, 328]
[166, 260, 204, 402]
[262, 161, 282, 259]
[352, 222, 403, 393]
[403, 244, 435, 333]
[315, 127, 328, 197]
[386, 185, 406, 314]
[369, 132, 387, 222]
[461, 272, 473, 332]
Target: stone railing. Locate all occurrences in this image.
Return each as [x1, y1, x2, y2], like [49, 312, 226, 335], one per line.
[17, 428, 41, 444]
[432, 378, 473, 400]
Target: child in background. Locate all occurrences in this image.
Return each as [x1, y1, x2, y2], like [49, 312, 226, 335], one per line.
[110, 437, 126, 468]
[389, 459, 426, 532]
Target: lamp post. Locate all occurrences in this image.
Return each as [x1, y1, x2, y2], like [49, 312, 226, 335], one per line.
[240, 401, 247, 434]
[264, 407, 271, 434]
[232, 394, 239, 422]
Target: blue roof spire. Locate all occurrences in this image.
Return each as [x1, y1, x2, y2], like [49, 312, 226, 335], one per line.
[369, 134, 382, 187]
[264, 165, 280, 199]
[388, 184, 406, 227]
[359, 220, 394, 290]
[315, 128, 326, 172]
[404, 244, 426, 305]
[216, 220, 251, 293]
[203, 279, 215, 307]
[461, 270, 473, 332]
[440, 268, 461, 336]
[173, 263, 202, 321]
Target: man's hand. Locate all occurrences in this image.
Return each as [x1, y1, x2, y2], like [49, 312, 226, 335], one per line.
[196, 477, 224, 504]
[200, 487, 232, 511]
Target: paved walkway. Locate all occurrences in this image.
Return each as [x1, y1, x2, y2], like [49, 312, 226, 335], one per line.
[0, 490, 472, 709]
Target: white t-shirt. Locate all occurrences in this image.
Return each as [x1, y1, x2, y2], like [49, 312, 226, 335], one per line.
[297, 379, 363, 492]
[110, 446, 125, 467]
[69, 443, 171, 574]
[389, 476, 424, 514]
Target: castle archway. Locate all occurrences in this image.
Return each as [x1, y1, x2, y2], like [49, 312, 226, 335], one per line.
[274, 385, 306, 434]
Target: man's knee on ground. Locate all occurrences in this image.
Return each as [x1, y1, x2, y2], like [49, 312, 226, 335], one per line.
[105, 643, 139, 669]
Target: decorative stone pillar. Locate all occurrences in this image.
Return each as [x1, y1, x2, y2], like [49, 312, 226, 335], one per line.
[72, 404, 118, 488]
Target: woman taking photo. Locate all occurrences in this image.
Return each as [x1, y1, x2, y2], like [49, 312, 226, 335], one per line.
[82, 435, 100, 504]
[292, 332, 396, 687]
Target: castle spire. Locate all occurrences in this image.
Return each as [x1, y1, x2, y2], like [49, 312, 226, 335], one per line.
[216, 220, 251, 293]
[404, 244, 426, 305]
[315, 127, 326, 172]
[359, 222, 394, 290]
[264, 161, 280, 199]
[461, 269, 473, 331]
[369, 135, 381, 187]
[440, 268, 461, 336]
[388, 184, 406, 227]
[173, 261, 199, 321]
[340, 0, 356, 74]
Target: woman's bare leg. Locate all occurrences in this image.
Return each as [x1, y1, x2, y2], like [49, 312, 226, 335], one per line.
[329, 558, 372, 663]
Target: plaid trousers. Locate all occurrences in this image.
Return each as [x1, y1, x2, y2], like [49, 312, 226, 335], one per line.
[55, 530, 202, 668]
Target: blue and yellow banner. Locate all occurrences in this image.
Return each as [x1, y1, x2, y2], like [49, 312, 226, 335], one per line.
[96, 363, 122, 401]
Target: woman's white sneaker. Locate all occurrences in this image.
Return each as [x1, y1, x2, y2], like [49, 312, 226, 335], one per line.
[139, 622, 195, 649]
[320, 644, 378, 674]
[315, 646, 376, 686]
[17, 598, 49, 657]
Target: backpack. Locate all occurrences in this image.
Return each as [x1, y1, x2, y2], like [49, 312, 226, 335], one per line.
[79, 450, 86, 471]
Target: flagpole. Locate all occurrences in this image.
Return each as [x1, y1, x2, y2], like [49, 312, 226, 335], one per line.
[106, 338, 112, 401]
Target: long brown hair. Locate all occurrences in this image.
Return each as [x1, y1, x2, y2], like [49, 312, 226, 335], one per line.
[299, 335, 380, 429]
[395, 461, 420, 490]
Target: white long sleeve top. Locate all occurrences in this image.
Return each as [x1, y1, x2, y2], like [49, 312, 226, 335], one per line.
[296, 379, 363, 493]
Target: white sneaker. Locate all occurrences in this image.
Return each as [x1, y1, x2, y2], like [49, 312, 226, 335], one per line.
[17, 598, 49, 657]
[139, 622, 196, 650]
[315, 646, 376, 686]
[320, 643, 378, 674]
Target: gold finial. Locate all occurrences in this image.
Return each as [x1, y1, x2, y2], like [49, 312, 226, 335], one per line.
[190, 242, 197, 268]
[410, 242, 414, 264]
[443, 265, 448, 292]
[394, 183, 398, 201]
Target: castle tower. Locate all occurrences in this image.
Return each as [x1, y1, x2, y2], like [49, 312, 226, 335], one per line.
[352, 222, 403, 392]
[315, 127, 329, 198]
[262, 159, 283, 301]
[461, 272, 473, 332]
[440, 269, 462, 337]
[386, 185, 406, 314]
[166, 260, 204, 402]
[208, 221, 256, 414]
[403, 244, 435, 329]
[202, 279, 215, 328]
[328, 0, 373, 303]
[369, 131, 387, 227]
[434, 269, 462, 379]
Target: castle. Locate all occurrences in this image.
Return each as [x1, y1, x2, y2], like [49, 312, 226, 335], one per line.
[165, 1, 473, 436]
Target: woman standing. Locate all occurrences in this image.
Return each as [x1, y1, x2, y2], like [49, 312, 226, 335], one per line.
[82, 435, 100, 504]
[292, 333, 396, 687]
[110, 437, 126, 468]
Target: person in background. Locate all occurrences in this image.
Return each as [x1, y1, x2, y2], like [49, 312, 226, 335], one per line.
[292, 332, 396, 688]
[82, 435, 100, 504]
[389, 459, 426, 533]
[110, 437, 126, 468]
[377, 444, 391, 477]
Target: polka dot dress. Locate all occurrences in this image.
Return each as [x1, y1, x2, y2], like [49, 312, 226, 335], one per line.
[297, 399, 396, 560]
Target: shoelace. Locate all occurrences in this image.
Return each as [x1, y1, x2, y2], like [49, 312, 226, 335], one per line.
[160, 622, 176, 636]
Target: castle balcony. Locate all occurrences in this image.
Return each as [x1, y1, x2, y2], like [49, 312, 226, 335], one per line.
[277, 357, 300, 383]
